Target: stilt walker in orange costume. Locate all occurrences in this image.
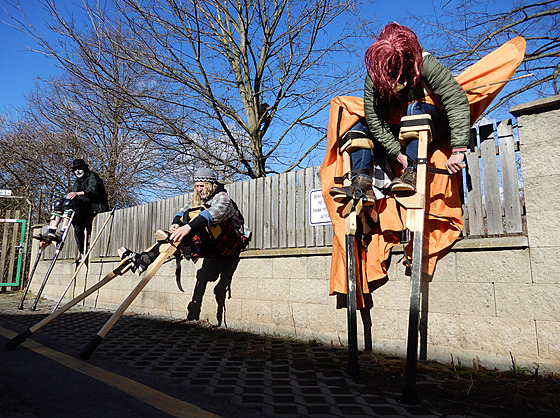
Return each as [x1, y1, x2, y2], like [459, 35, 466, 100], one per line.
[321, 24, 525, 310]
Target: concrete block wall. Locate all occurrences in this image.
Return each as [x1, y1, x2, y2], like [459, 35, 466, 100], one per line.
[508, 95, 560, 374]
[28, 239, 559, 374]
[26, 95, 560, 375]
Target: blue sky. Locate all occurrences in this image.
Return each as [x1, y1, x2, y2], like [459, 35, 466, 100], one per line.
[0, 1, 60, 113]
[1, 0, 529, 126]
[0, 0, 436, 113]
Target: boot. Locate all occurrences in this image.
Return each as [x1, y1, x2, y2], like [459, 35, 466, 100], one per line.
[34, 229, 62, 243]
[123, 245, 161, 274]
[391, 168, 416, 195]
[46, 229, 63, 242]
[329, 174, 376, 204]
[187, 301, 201, 321]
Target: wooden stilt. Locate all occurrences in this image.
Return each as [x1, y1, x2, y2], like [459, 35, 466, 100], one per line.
[80, 231, 180, 360]
[29, 212, 76, 311]
[6, 230, 172, 351]
[6, 247, 135, 350]
[395, 114, 432, 404]
[342, 151, 359, 376]
[53, 208, 116, 311]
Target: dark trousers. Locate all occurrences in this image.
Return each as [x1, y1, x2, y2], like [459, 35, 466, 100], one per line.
[72, 197, 95, 255]
[73, 219, 93, 255]
[187, 255, 240, 325]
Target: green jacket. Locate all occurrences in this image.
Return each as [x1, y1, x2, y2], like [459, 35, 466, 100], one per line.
[364, 51, 470, 157]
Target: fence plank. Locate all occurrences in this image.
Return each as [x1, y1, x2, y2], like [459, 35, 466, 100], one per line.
[131, 205, 140, 251]
[497, 120, 523, 233]
[135, 204, 143, 250]
[316, 166, 332, 245]
[120, 206, 130, 253]
[99, 210, 110, 258]
[479, 124, 503, 235]
[279, 173, 288, 248]
[287, 171, 297, 247]
[465, 148, 484, 236]
[138, 204, 147, 247]
[296, 169, 306, 247]
[305, 167, 316, 247]
[254, 177, 264, 249]
[247, 179, 257, 248]
[166, 195, 176, 228]
[240, 180, 254, 250]
[145, 203, 153, 246]
[114, 207, 125, 255]
[271, 175, 280, 249]
[263, 176, 272, 249]
[241, 180, 250, 236]
[156, 197, 165, 233]
[103, 211, 116, 257]
[89, 213, 100, 259]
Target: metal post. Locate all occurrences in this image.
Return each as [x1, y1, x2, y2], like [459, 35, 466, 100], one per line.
[29, 212, 75, 311]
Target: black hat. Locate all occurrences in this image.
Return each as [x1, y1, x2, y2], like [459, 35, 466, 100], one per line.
[71, 159, 87, 171]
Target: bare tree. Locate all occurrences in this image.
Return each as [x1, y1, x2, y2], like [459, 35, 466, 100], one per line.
[409, 0, 560, 120]
[26, 71, 172, 207]
[2, 6, 191, 207]
[0, 116, 79, 221]
[6, 0, 365, 179]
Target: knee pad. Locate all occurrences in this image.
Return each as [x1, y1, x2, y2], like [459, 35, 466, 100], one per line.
[62, 210, 74, 220]
[61, 199, 75, 219]
[398, 114, 434, 146]
[50, 199, 65, 219]
[62, 199, 75, 210]
[51, 198, 64, 213]
[338, 119, 374, 154]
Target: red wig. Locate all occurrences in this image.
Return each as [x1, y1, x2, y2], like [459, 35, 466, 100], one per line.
[365, 22, 423, 98]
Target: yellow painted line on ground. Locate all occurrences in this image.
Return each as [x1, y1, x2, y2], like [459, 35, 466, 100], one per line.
[0, 327, 219, 418]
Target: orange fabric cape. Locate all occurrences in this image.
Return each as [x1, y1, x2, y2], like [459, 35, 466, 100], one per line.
[320, 37, 526, 307]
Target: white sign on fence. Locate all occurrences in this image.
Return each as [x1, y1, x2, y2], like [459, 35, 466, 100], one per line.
[0, 189, 12, 196]
[309, 188, 332, 226]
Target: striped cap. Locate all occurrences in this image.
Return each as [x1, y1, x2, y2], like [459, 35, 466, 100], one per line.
[193, 168, 218, 183]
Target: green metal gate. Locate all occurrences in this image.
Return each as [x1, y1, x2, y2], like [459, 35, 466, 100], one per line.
[0, 214, 28, 288]
[1, 195, 32, 289]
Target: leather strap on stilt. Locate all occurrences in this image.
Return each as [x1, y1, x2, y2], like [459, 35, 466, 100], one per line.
[175, 251, 184, 292]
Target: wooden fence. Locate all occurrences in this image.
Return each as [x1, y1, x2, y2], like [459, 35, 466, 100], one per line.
[464, 119, 524, 236]
[45, 118, 525, 260]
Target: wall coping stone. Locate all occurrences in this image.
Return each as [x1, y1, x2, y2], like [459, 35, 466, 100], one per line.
[86, 235, 528, 262]
[510, 95, 560, 116]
